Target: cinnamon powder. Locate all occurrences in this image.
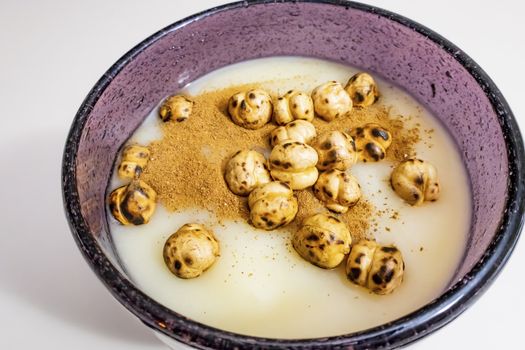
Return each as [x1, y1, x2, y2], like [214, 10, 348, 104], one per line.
[140, 83, 419, 242]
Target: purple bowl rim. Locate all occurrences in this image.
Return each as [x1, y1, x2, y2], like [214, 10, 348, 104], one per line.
[62, 0, 525, 349]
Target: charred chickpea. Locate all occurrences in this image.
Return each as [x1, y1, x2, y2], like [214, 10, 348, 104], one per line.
[346, 240, 405, 295]
[391, 158, 440, 205]
[228, 89, 273, 129]
[117, 144, 150, 180]
[311, 81, 352, 121]
[163, 223, 220, 279]
[159, 95, 193, 122]
[224, 150, 271, 196]
[313, 170, 361, 213]
[292, 213, 352, 269]
[314, 131, 357, 171]
[350, 123, 392, 162]
[108, 179, 157, 225]
[344, 72, 380, 108]
[269, 140, 319, 190]
[270, 120, 317, 147]
[273, 89, 314, 125]
[248, 181, 298, 230]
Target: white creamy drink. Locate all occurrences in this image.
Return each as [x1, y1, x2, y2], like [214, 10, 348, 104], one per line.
[108, 57, 471, 338]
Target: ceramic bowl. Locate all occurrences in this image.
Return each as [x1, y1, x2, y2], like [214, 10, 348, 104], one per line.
[62, 1, 524, 349]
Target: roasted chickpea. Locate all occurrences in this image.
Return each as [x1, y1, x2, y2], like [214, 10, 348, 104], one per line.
[248, 181, 298, 230]
[350, 123, 392, 162]
[224, 150, 271, 196]
[117, 144, 150, 180]
[270, 120, 316, 147]
[314, 131, 357, 171]
[163, 223, 220, 279]
[269, 141, 319, 190]
[108, 179, 157, 225]
[273, 89, 314, 125]
[292, 213, 352, 269]
[312, 81, 352, 121]
[228, 89, 272, 129]
[346, 240, 405, 295]
[391, 158, 440, 205]
[108, 186, 127, 225]
[159, 95, 193, 122]
[344, 72, 380, 108]
[313, 170, 361, 213]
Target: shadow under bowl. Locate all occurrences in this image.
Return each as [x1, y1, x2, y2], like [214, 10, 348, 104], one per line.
[62, 0, 525, 349]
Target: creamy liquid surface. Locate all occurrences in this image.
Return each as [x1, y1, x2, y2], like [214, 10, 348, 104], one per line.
[108, 57, 471, 338]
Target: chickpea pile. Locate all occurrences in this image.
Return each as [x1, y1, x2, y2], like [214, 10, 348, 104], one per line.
[107, 72, 442, 291]
[223, 72, 384, 228]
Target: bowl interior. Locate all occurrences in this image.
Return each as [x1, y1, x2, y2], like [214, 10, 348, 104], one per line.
[67, 0, 511, 347]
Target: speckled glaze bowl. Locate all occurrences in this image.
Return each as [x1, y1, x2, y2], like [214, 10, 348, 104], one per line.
[62, 1, 524, 349]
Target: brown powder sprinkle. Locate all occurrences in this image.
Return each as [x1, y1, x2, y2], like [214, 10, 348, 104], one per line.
[140, 83, 419, 239]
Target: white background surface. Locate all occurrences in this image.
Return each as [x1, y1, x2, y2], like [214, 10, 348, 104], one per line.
[0, 0, 523, 349]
